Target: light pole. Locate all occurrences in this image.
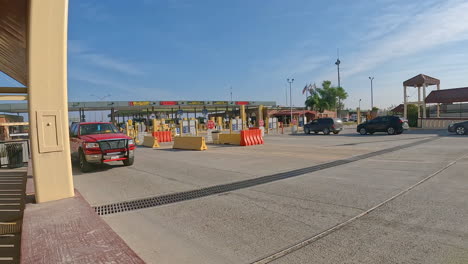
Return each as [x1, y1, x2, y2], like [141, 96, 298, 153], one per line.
[359, 99, 362, 109]
[287, 78, 294, 124]
[335, 58, 341, 89]
[368, 77, 374, 109]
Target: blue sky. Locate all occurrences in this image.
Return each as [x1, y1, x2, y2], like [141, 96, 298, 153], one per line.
[2, 0, 468, 110]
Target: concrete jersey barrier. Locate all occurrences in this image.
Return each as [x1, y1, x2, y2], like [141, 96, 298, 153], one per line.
[173, 136, 208, 151]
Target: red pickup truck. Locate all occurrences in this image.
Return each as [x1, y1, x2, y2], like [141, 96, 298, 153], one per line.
[69, 122, 135, 172]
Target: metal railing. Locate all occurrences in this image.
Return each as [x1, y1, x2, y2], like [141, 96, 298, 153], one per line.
[0, 140, 29, 168]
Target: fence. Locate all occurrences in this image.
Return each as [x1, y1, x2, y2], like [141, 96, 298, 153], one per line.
[428, 103, 468, 118]
[0, 140, 29, 168]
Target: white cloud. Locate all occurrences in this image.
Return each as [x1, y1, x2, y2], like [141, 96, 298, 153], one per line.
[68, 40, 144, 76]
[80, 54, 143, 76]
[68, 40, 88, 54]
[343, 0, 468, 78]
[68, 68, 171, 100]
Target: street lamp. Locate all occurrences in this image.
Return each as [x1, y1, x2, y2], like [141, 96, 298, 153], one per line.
[335, 58, 341, 88]
[368, 77, 374, 109]
[359, 99, 361, 109]
[287, 78, 294, 124]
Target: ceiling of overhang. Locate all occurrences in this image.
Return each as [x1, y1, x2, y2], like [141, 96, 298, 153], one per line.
[0, 0, 28, 86]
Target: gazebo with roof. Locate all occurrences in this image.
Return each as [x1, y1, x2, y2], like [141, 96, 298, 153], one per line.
[403, 74, 440, 120]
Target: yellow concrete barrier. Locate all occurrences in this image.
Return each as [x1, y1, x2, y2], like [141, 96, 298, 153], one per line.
[218, 133, 241, 145]
[143, 135, 160, 148]
[173, 136, 207, 151]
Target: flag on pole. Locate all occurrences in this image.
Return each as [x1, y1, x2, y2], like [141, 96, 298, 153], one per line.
[302, 84, 309, 94]
[308, 83, 316, 93]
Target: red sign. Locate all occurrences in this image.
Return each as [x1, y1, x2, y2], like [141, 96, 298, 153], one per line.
[160, 101, 178, 106]
[235, 101, 249, 105]
[259, 120, 264, 127]
[207, 120, 215, 130]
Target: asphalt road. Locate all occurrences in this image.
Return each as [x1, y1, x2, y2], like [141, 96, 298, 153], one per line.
[73, 128, 468, 264]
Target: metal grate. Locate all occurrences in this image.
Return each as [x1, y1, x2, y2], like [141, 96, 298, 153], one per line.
[98, 139, 128, 151]
[94, 137, 438, 216]
[0, 171, 26, 264]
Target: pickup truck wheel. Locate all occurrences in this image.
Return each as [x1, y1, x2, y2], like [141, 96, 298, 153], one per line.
[359, 128, 367, 135]
[79, 150, 93, 173]
[123, 156, 134, 166]
[323, 128, 331, 135]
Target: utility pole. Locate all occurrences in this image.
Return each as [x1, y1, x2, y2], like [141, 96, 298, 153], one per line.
[230, 86, 233, 101]
[287, 78, 294, 124]
[369, 77, 374, 109]
[335, 49, 341, 88]
[335, 49, 342, 117]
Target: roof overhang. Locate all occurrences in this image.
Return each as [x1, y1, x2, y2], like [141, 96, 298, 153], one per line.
[403, 74, 440, 87]
[0, 0, 28, 86]
[425, 87, 468, 104]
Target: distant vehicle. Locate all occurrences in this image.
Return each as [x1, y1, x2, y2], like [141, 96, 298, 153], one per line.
[69, 122, 135, 172]
[304, 118, 343, 135]
[342, 117, 349, 122]
[357, 116, 409, 135]
[448, 121, 468, 135]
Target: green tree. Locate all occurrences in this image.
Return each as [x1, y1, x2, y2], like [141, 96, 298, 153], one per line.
[407, 104, 419, 127]
[304, 80, 348, 113]
[336, 86, 348, 111]
[305, 90, 320, 111]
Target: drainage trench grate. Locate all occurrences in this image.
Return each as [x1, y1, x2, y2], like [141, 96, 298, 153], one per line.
[94, 137, 438, 216]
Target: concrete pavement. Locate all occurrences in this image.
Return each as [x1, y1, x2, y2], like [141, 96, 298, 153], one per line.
[73, 129, 468, 263]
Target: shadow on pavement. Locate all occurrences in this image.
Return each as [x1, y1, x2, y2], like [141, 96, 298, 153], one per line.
[72, 160, 123, 176]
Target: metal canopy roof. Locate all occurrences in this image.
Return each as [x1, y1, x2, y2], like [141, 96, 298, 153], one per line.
[0, 100, 277, 113]
[425, 87, 468, 104]
[0, 0, 28, 86]
[403, 74, 440, 87]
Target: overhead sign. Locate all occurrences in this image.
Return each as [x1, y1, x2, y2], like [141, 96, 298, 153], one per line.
[186, 101, 205, 105]
[160, 101, 178, 106]
[129, 101, 150, 106]
[212, 101, 228, 105]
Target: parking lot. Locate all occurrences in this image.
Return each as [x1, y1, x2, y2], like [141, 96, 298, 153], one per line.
[74, 128, 468, 264]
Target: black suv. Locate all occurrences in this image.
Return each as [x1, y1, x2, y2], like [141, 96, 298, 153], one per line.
[304, 118, 343, 135]
[448, 121, 468, 135]
[357, 116, 409, 135]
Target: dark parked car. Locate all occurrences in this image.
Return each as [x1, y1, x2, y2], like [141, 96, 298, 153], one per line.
[357, 116, 409, 135]
[304, 118, 343, 135]
[448, 121, 468, 135]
